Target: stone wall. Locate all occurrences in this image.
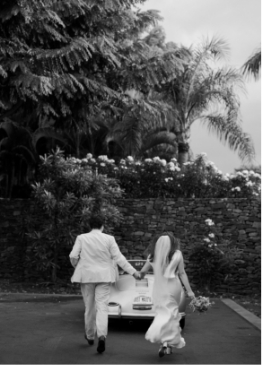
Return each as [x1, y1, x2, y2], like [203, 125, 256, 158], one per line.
[0, 198, 260, 294]
[114, 198, 261, 294]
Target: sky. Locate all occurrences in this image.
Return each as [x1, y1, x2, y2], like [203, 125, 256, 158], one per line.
[140, 0, 261, 173]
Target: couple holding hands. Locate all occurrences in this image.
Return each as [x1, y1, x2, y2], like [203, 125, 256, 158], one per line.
[69, 215, 195, 357]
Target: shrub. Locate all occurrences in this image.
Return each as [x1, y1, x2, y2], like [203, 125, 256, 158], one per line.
[69, 153, 261, 199]
[189, 218, 243, 291]
[26, 148, 123, 282]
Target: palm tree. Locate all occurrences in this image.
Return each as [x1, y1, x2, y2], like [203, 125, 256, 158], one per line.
[242, 49, 261, 80]
[158, 37, 255, 165]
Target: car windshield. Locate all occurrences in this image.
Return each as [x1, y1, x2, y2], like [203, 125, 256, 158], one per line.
[118, 260, 154, 275]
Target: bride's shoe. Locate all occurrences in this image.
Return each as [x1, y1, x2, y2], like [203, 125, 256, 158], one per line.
[158, 342, 168, 357]
[158, 345, 167, 358]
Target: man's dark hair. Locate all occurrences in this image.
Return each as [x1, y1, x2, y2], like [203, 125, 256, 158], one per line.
[89, 215, 105, 229]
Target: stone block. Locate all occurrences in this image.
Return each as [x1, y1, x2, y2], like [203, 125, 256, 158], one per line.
[133, 232, 144, 236]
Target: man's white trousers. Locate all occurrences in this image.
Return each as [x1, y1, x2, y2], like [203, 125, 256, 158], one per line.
[81, 282, 111, 339]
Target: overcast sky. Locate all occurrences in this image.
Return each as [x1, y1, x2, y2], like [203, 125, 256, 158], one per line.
[140, 0, 261, 173]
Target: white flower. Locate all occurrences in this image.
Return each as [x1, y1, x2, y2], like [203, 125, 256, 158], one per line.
[164, 177, 173, 182]
[209, 233, 215, 238]
[81, 158, 88, 163]
[135, 162, 141, 166]
[108, 159, 115, 164]
[98, 155, 108, 161]
[126, 156, 134, 162]
[204, 238, 211, 242]
[100, 162, 106, 167]
[153, 156, 160, 162]
[170, 158, 177, 163]
[90, 158, 96, 163]
[214, 243, 217, 246]
[183, 162, 192, 166]
[160, 159, 167, 167]
[235, 186, 241, 191]
[144, 158, 152, 163]
[167, 162, 176, 171]
[208, 244, 212, 247]
[221, 175, 229, 181]
[205, 219, 214, 226]
[175, 167, 181, 172]
[86, 153, 93, 159]
[246, 181, 253, 187]
[119, 159, 126, 165]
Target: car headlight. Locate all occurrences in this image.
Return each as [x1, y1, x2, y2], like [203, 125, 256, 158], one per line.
[108, 302, 122, 316]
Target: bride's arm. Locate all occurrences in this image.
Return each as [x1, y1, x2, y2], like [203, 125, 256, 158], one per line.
[140, 260, 152, 279]
[177, 253, 195, 298]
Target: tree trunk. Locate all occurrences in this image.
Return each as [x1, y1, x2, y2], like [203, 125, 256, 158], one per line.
[178, 142, 190, 166]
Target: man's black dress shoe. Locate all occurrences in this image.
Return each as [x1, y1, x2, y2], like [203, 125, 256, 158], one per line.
[84, 334, 94, 345]
[97, 336, 106, 353]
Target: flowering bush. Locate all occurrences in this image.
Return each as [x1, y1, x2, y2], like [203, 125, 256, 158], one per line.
[65, 152, 261, 199]
[189, 218, 243, 291]
[27, 148, 123, 282]
[189, 296, 214, 313]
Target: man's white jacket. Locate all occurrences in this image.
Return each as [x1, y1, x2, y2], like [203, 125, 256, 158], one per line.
[69, 229, 136, 283]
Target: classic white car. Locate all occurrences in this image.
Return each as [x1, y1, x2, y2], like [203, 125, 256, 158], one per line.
[108, 260, 187, 329]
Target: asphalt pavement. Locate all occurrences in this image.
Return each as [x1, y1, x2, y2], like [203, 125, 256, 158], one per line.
[0, 293, 260, 364]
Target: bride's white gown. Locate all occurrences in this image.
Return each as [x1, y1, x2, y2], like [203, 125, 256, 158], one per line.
[145, 250, 185, 348]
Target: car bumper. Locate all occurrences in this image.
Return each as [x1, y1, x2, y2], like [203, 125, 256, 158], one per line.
[108, 310, 186, 320]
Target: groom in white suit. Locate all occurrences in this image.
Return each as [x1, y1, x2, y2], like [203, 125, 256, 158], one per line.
[69, 215, 140, 353]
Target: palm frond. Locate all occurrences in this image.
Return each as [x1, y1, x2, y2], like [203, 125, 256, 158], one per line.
[186, 37, 230, 110]
[202, 114, 255, 162]
[242, 49, 261, 80]
[32, 127, 66, 148]
[141, 131, 178, 152]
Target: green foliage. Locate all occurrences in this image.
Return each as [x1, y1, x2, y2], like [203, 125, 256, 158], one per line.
[0, 119, 65, 197]
[159, 37, 255, 164]
[70, 153, 261, 199]
[189, 218, 243, 291]
[26, 147, 123, 282]
[242, 49, 261, 81]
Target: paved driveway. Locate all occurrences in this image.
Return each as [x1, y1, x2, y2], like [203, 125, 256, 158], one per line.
[0, 293, 260, 364]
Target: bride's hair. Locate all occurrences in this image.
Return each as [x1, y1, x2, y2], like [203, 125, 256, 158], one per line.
[148, 231, 180, 263]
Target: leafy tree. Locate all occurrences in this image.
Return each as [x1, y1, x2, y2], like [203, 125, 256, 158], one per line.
[105, 26, 190, 158]
[0, 119, 65, 197]
[0, 0, 176, 161]
[27, 147, 123, 282]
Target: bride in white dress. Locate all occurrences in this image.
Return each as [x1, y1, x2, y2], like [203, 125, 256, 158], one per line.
[140, 233, 195, 357]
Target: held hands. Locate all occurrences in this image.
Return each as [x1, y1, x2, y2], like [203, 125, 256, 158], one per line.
[133, 271, 141, 280]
